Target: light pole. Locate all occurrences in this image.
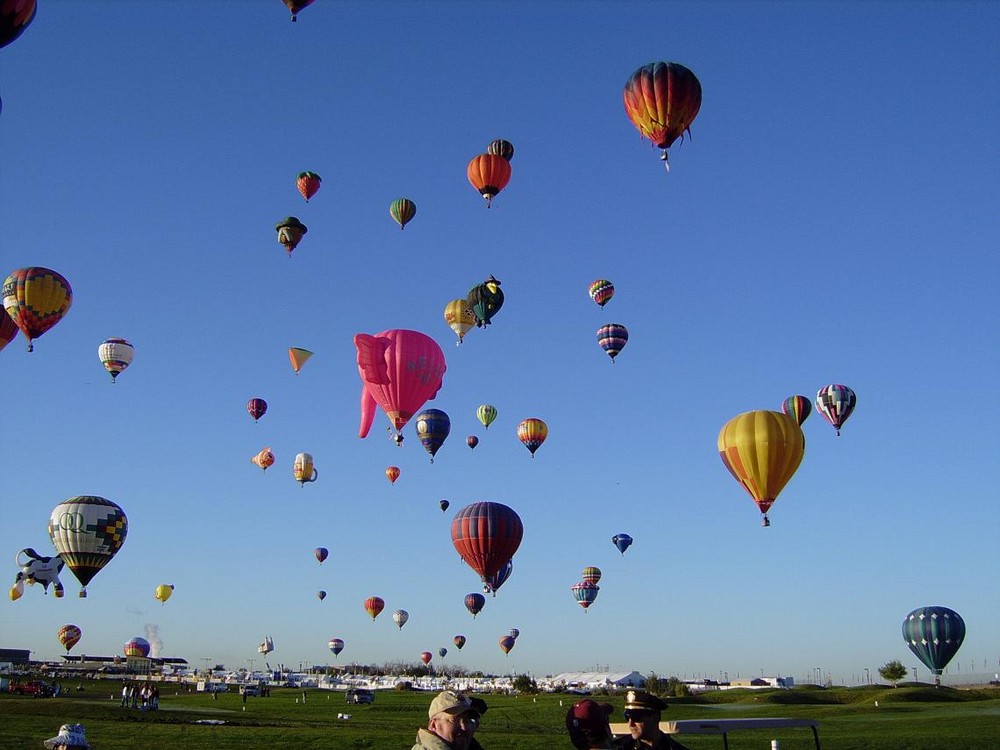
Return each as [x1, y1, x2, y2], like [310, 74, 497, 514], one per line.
[815, 666, 821, 685]
[912, 666, 918, 684]
[864, 667, 870, 685]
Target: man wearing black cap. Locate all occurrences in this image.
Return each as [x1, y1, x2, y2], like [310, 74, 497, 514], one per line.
[616, 690, 690, 750]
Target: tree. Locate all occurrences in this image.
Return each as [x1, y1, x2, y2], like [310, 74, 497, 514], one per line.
[512, 674, 538, 694]
[879, 660, 908, 687]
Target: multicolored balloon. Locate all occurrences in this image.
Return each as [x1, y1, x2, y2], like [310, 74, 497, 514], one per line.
[296, 171, 322, 201]
[781, 395, 812, 426]
[247, 398, 268, 422]
[293, 452, 318, 485]
[597, 324, 628, 362]
[902, 606, 966, 684]
[467, 276, 504, 328]
[275, 217, 308, 256]
[415, 408, 451, 462]
[355, 329, 447, 440]
[453, 635, 466, 650]
[612, 533, 633, 555]
[364, 596, 385, 621]
[467, 153, 512, 206]
[98, 338, 134, 382]
[452, 502, 524, 582]
[623, 61, 702, 167]
[588, 280, 615, 308]
[487, 139, 514, 162]
[483, 558, 513, 597]
[48, 496, 127, 598]
[124, 637, 150, 658]
[467, 435, 479, 450]
[390, 198, 417, 230]
[0, 313, 18, 353]
[393, 609, 409, 630]
[251, 447, 275, 472]
[477, 404, 498, 430]
[3, 267, 73, 352]
[464, 592, 486, 618]
[58, 624, 82, 653]
[314, 547, 328, 564]
[582, 566, 602, 585]
[816, 384, 857, 436]
[718, 410, 805, 526]
[444, 299, 476, 345]
[328, 637, 345, 656]
[154, 584, 174, 604]
[10, 548, 64, 600]
[288, 347, 313, 373]
[571, 581, 600, 611]
[498, 635, 516, 655]
[517, 418, 548, 457]
[386, 465, 400, 485]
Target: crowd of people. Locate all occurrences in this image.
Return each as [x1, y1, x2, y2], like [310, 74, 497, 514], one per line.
[119, 681, 160, 710]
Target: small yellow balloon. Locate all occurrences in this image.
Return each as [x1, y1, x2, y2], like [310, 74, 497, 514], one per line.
[154, 584, 174, 604]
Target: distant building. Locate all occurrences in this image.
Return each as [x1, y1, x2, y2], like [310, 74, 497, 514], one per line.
[0, 648, 32, 667]
[544, 671, 644, 690]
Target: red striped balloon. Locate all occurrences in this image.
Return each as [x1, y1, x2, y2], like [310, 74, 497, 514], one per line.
[451, 502, 523, 581]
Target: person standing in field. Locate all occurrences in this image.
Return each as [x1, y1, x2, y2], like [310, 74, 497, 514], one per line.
[412, 690, 482, 750]
[566, 699, 615, 749]
[615, 690, 690, 750]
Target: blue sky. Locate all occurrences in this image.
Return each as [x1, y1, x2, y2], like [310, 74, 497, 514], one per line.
[1, 0, 998, 685]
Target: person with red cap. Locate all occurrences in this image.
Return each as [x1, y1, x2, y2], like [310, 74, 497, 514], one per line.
[565, 699, 615, 749]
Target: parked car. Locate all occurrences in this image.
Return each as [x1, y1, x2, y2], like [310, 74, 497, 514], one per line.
[345, 688, 375, 704]
[8, 680, 54, 697]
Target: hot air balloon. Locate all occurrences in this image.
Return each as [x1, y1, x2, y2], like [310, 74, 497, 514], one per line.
[467, 276, 504, 328]
[781, 395, 812, 427]
[467, 153, 511, 207]
[0, 313, 18, 353]
[328, 638, 345, 656]
[48, 496, 127, 598]
[393, 609, 409, 630]
[597, 324, 629, 362]
[154, 584, 174, 604]
[364, 596, 385, 621]
[356, 329, 447, 440]
[420, 651, 433, 666]
[124, 637, 150, 658]
[477, 404, 497, 430]
[571, 581, 600, 611]
[258, 636, 274, 655]
[296, 171, 321, 201]
[508, 628, 520, 640]
[498, 635, 515, 655]
[444, 299, 476, 345]
[97, 338, 134, 382]
[903, 606, 966, 685]
[58, 624, 82, 653]
[289, 347, 313, 373]
[517, 418, 548, 457]
[415, 408, 451, 462]
[282, 0, 314, 22]
[816, 384, 857, 436]
[464, 592, 486, 618]
[582, 566, 602, 585]
[293, 452, 318, 485]
[390, 198, 417, 230]
[317, 590, 327, 601]
[453, 635, 466, 650]
[251, 447, 275, 472]
[452, 502, 524, 582]
[718, 410, 805, 527]
[487, 139, 515, 162]
[588, 280, 615, 308]
[439, 499, 450, 512]
[612, 533, 633, 555]
[314, 547, 328, 564]
[275, 217, 308, 256]
[386, 466, 400, 485]
[483, 558, 513, 597]
[623, 61, 702, 167]
[11, 548, 65, 600]
[3, 267, 73, 352]
[438, 647, 448, 659]
[0, 0, 35, 50]
[467, 435, 479, 450]
[247, 398, 268, 422]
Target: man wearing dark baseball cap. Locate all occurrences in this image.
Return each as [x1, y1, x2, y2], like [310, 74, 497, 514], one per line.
[412, 690, 482, 750]
[617, 690, 689, 750]
[565, 698, 615, 749]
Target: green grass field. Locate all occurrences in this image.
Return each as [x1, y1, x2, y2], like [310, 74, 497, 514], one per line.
[3, 682, 999, 749]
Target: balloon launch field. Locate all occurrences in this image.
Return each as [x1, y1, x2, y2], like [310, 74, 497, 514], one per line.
[3, 684, 1000, 749]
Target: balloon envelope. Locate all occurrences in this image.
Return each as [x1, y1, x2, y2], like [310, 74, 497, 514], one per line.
[623, 61, 702, 162]
[48, 496, 127, 597]
[386, 466, 400, 484]
[444, 299, 476, 344]
[314, 547, 328, 564]
[612, 533, 633, 555]
[816, 384, 857, 435]
[781, 395, 812, 426]
[98, 338, 135, 381]
[317, 590, 327, 601]
[582, 566, 602, 585]
[439, 499, 450, 512]
[58, 624, 82, 653]
[297, 171, 321, 201]
[451, 502, 524, 581]
[467, 153, 512, 205]
[498, 635, 516, 655]
[154, 584, 174, 604]
[453, 635, 466, 649]
[902, 606, 966, 678]
[465, 592, 486, 618]
[596, 324, 629, 361]
[124, 637, 150, 658]
[293, 452, 318, 485]
[483, 558, 513, 596]
[393, 609, 409, 629]
[390, 198, 417, 229]
[438, 647, 448, 659]
[0, 0, 36, 49]
[415, 408, 451, 461]
[251, 447, 275, 472]
[477, 404, 498, 429]
[487, 139, 515, 162]
[571, 581, 600, 610]
[328, 638, 345, 656]
[364, 596, 385, 620]
[420, 651, 433, 665]
[289, 347, 313, 373]
[3, 267, 73, 351]
[589, 280, 614, 308]
[247, 398, 268, 422]
[517, 418, 548, 456]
